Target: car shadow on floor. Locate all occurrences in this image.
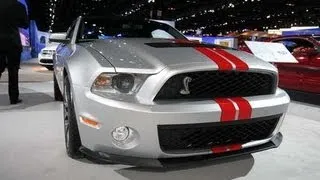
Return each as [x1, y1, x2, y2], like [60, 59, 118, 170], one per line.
[0, 92, 55, 111]
[115, 155, 255, 180]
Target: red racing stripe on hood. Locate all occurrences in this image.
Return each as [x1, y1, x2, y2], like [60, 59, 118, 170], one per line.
[195, 47, 233, 70]
[229, 97, 252, 120]
[215, 98, 237, 122]
[214, 49, 249, 71]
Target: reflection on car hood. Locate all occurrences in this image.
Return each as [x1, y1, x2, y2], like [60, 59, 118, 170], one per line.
[87, 38, 276, 74]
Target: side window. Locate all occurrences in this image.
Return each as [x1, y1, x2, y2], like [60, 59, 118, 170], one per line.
[151, 29, 175, 39]
[275, 39, 315, 53]
[291, 39, 315, 54]
[276, 40, 297, 53]
[77, 21, 101, 40]
[77, 21, 85, 40]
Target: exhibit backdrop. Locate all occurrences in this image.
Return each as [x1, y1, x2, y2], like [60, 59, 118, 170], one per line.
[19, 0, 49, 61]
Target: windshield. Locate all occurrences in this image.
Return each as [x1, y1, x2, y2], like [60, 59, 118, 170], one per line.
[78, 18, 186, 40]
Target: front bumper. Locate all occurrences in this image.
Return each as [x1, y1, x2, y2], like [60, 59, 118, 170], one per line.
[38, 55, 53, 65]
[80, 132, 282, 167]
[72, 85, 289, 160]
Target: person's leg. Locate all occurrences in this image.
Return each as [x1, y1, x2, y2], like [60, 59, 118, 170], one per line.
[7, 49, 22, 104]
[0, 53, 7, 79]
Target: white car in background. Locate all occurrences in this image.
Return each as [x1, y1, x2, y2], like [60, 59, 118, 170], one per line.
[38, 44, 59, 70]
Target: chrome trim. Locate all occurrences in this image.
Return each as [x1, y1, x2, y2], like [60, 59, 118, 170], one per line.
[242, 137, 273, 149]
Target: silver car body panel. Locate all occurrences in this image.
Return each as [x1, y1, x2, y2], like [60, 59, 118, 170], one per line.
[87, 38, 277, 74]
[72, 85, 289, 158]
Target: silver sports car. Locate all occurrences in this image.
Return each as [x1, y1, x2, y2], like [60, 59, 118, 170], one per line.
[51, 16, 290, 167]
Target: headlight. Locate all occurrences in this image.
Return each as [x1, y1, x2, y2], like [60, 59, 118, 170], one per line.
[112, 74, 135, 93]
[91, 73, 148, 99]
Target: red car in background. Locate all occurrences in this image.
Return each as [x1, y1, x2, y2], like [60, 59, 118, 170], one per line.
[313, 36, 320, 42]
[269, 36, 320, 94]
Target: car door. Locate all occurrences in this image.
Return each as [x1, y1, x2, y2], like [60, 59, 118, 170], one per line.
[272, 38, 304, 91]
[301, 48, 320, 93]
[55, 18, 81, 88]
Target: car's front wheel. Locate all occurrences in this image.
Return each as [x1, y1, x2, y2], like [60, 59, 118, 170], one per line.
[54, 74, 63, 101]
[63, 76, 83, 159]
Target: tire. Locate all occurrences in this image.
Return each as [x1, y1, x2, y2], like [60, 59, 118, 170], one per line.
[54, 74, 63, 101]
[63, 76, 83, 159]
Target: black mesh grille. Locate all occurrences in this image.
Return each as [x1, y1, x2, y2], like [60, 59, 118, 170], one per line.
[40, 59, 53, 64]
[154, 71, 276, 101]
[158, 115, 280, 153]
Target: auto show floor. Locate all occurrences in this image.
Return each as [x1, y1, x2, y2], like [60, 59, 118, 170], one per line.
[0, 63, 320, 180]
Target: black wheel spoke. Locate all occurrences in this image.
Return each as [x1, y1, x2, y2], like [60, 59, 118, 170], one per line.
[65, 126, 70, 150]
[63, 81, 71, 151]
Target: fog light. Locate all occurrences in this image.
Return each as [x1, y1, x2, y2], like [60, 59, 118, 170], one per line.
[112, 126, 129, 142]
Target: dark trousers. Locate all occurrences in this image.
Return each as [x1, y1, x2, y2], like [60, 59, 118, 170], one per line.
[0, 49, 21, 102]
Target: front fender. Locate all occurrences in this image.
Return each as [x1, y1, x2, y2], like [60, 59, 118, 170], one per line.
[64, 45, 115, 88]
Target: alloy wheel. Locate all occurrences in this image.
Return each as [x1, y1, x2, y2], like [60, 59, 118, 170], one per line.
[63, 82, 70, 151]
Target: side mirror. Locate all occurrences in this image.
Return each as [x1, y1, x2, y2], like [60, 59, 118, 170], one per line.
[49, 33, 69, 44]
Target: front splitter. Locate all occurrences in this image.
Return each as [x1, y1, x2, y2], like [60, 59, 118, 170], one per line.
[79, 132, 283, 168]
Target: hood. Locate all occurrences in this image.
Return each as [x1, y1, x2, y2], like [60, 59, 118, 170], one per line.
[87, 38, 277, 74]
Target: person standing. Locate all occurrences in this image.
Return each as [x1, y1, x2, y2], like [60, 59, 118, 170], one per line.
[0, 0, 28, 104]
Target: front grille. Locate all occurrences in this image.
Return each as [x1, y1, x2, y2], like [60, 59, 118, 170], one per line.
[40, 59, 53, 64]
[158, 115, 280, 153]
[154, 71, 276, 101]
[42, 50, 54, 54]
